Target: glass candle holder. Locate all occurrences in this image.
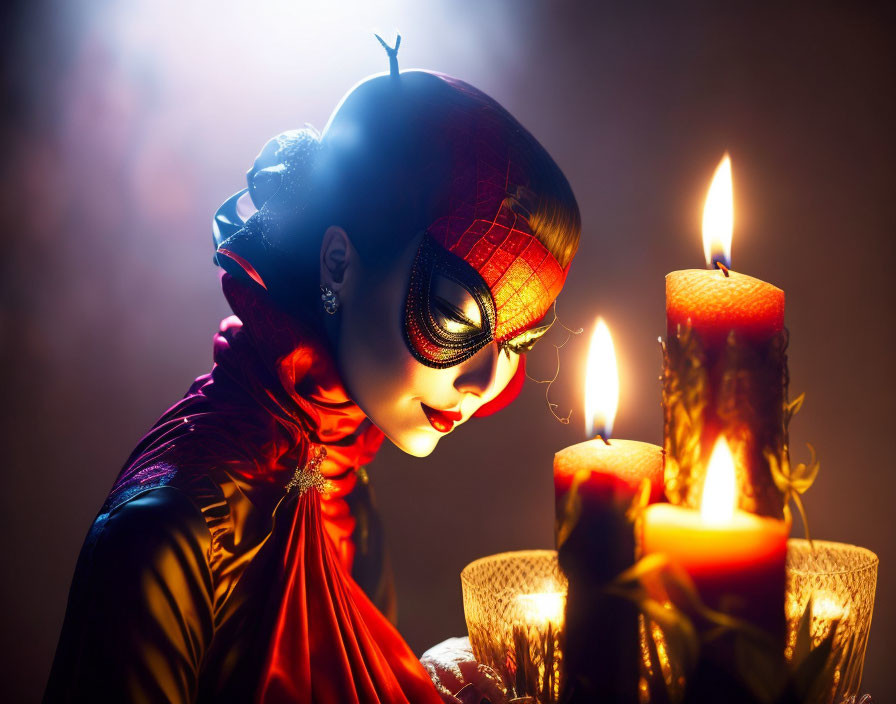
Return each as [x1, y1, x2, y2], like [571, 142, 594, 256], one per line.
[461, 550, 567, 704]
[785, 539, 878, 704]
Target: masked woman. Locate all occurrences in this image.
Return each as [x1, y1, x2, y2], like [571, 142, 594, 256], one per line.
[44, 43, 580, 704]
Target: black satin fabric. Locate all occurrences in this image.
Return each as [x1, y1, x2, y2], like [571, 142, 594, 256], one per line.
[44, 487, 215, 702]
[44, 479, 394, 703]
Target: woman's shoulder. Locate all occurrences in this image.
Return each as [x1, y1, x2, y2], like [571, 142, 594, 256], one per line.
[89, 485, 213, 572]
[45, 488, 218, 701]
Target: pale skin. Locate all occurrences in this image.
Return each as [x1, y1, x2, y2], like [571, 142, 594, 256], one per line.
[320, 226, 518, 701]
[319, 225, 519, 701]
[320, 226, 521, 458]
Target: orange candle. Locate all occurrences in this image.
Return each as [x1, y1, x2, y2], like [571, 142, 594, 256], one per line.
[554, 439, 663, 508]
[554, 436, 663, 581]
[666, 269, 784, 344]
[663, 155, 787, 518]
[554, 319, 663, 546]
[643, 437, 787, 638]
[666, 154, 784, 343]
[554, 319, 662, 704]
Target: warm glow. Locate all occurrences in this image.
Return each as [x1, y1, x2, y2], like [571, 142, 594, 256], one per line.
[813, 592, 847, 621]
[702, 154, 733, 269]
[700, 437, 737, 525]
[517, 592, 566, 627]
[584, 318, 619, 439]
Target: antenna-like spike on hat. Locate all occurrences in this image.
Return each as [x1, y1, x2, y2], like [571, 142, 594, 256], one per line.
[374, 33, 401, 78]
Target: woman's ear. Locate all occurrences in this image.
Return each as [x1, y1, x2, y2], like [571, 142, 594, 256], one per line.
[320, 226, 354, 293]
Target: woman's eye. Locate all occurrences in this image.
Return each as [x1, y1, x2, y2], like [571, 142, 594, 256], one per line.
[428, 274, 483, 336]
[431, 296, 481, 334]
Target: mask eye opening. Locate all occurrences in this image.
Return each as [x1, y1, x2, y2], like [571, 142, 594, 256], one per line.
[402, 233, 497, 369]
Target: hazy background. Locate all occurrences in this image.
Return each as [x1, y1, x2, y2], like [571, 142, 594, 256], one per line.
[1, 1, 893, 699]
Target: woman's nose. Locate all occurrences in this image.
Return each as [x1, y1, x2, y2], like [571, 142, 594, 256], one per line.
[453, 342, 500, 398]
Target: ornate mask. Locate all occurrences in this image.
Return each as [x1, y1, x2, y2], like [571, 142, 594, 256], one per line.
[402, 123, 569, 369]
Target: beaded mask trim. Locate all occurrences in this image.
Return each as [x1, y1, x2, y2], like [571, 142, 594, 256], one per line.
[403, 234, 496, 368]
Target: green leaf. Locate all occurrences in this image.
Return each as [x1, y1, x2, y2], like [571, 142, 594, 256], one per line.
[626, 477, 653, 523]
[791, 620, 839, 703]
[611, 553, 673, 586]
[791, 445, 820, 494]
[787, 392, 806, 419]
[766, 450, 791, 494]
[791, 598, 814, 667]
[782, 502, 794, 532]
[792, 494, 813, 546]
[640, 598, 700, 673]
[555, 484, 582, 549]
[735, 631, 786, 703]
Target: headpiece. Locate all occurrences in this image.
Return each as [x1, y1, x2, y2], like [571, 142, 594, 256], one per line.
[213, 37, 578, 410]
[400, 81, 570, 367]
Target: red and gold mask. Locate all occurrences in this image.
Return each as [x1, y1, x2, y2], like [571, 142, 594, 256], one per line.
[403, 130, 569, 369]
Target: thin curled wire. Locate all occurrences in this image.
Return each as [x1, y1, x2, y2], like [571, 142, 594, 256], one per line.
[524, 302, 583, 424]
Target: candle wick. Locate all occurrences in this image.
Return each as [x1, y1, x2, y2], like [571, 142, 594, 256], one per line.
[714, 261, 730, 278]
[598, 434, 611, 446]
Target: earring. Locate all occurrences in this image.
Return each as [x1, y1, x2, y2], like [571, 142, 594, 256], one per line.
[320, 284, 340, 315]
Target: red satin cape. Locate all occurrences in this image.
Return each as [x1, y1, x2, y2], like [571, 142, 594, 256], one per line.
[255, 487, 442, 704]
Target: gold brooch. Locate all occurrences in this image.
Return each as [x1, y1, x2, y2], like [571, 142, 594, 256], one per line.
[285, 446, 331, 495]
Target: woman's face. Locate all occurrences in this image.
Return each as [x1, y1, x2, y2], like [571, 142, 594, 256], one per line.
[329, 230, 520, 457]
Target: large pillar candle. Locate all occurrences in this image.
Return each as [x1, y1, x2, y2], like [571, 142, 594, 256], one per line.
[643, 438, 787, 638]
[641, 435, 788, 704]
[663, 155, 787, 518]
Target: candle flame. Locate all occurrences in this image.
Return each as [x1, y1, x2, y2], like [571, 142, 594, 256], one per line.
[702, 153, 733, 270]
[517, 592, 565, 627]
[584, 317, 619, 439]
[700, 436, 737, 525]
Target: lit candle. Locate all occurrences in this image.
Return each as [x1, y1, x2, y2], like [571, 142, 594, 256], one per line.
[513, 591, 565, 701]
[517, 592, 566, 627]
[554, 318, 663, 704]
[663, 154, 788, 518]
[643, 437, 788, 639]
[554, 319, 664, 534]
[461, 551, 566, 702]
[666, 155, 785, 343]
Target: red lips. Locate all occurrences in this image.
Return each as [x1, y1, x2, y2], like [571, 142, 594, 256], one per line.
[421, 404, 463, 433]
